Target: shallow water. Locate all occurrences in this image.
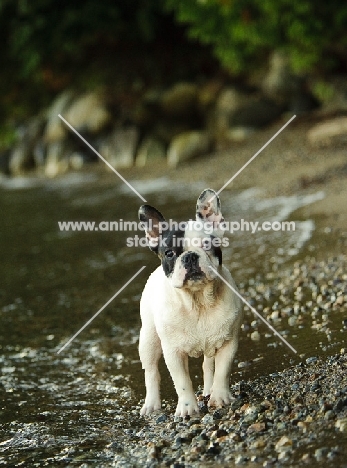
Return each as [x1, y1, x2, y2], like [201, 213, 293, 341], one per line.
[0, 172, 345, 465]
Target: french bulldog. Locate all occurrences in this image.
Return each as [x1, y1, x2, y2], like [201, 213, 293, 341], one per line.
[138, 188, 243, 417]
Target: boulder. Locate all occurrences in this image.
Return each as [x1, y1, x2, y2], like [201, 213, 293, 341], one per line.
[197, 79, 224, 111]
[153, 120, 195, 144]
[0, 150, 10, 175]
[44, 141, 70, 177]
[229, 95, 284, 127]
[262, 50, 318, 113]
[64, 92, 111, 134]
[160, 82, 198, 119]
[307, 117, 347, 147]
[9, 118, 44, 175]
[315, 75, 347, 112]
[213, 87, 283, 138]
[167, 131, 210, 168]
[135, 137, 166, 167]
[261, 50, 297, 104]
[43, 90, 75, 143]
[99, 126, 139, 169]
[133, 89, 162, 128]
[69, 152, 86, 170]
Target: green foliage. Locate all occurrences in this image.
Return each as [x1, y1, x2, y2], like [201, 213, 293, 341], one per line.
[1, 0, 163, 78]
[164, 0, 347, 74]
[1, 0, 346, 124]
[0, 0, 166, 120]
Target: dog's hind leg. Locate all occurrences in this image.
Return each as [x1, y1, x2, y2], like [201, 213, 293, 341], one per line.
[139, 324, 162, 415]
[208, 336, 239, 407]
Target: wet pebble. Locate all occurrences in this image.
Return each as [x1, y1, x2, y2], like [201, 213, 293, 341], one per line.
[250, 330, 261, 341]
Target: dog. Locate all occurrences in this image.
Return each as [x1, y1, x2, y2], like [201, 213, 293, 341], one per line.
[138, 188, 243, 417]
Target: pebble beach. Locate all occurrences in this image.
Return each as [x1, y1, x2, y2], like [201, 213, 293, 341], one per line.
[109, 255, 347, 467]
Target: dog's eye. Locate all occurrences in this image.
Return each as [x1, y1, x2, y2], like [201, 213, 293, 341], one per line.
[165, 250, 175, 259]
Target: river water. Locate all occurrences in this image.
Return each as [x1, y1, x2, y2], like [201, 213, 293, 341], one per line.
[0, 172, 345, 465]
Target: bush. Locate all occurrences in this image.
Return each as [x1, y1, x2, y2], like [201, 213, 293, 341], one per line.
[165, 0, 347, 74]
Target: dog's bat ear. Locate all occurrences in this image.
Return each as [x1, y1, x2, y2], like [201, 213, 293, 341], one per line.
[196, 188, 224, 223]
[138, 205, 165, 252]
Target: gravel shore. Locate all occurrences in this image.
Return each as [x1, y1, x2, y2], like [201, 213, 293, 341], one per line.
[112, 352, 347, 467]
[110, 256, 347, 468]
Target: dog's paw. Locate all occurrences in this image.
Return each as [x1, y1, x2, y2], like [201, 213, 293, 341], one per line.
[140, 399, 161, 415]
[175, 396, 199, 417]
[208, 388, 232, 408]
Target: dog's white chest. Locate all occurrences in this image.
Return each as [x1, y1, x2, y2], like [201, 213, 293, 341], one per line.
[171, 313, 234, 358]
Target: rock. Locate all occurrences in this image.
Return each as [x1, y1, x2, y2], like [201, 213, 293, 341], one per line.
[44, 90, 75, 143]
[250, 331, 261, 341]
[201, 414, 214, 424]
[297, 421, 310, 432]
[213, 87, 283, 140]
[235, 454, 248, 464]
[288, 316, 298, 326]
[324, 410, 335, 420]
[261, 50, 318, 113]
[64, 92, 111, 134]
[314, 75, 347, 111]
[44, 141, 70, 177]
[307, 117, 347, 147]
[161, 82, 198, 119]
[213, 87, 251, 134]
[9, 118, 44, 175]
[335, 418, 347, 432]
[155, 414, 167, 424]
[153, 121, 195, 144]
[250, 439, 266, 449]
[226, 127, 255, 142]
[135, 137, 166, 167]
[275, 435, 293, 452]
[133, 89, 162, 128]
[247, 422, 266, 433]
[69, 152, 85, 170]
[99, 126, 139, 169]
[198, 79, 224, 110]
[261, 50, 297, 103]
[314, 447, 329, 459]
[0, 150, 10, 175]
[33, 141, 46, 169]
[289, 86, 319, 114]
[230, 96, 284, 127]
[167, 131, 210, 168]
[237, 361, 250, 369]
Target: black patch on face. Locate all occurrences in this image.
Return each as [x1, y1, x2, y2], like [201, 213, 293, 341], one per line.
[214, 246, 222, 265]
[158, 228, 185, 277]
[209, 236, 223, 265]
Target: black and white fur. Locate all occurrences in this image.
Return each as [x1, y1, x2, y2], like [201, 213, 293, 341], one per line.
[138, 188, 243, 417]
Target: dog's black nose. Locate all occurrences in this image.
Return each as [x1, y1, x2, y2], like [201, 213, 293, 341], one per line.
[182, 252, 199, 270]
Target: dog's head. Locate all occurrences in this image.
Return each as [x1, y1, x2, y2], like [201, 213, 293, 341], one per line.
[139, 189, 226, 289]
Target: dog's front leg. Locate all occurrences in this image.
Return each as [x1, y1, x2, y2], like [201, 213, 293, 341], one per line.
[208, 337, 238, 407]
[139, 325, 162, 415]
[162, 346, 199, 417]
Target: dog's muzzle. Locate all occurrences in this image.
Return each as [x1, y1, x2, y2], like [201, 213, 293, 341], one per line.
[182, 252, 205, 280]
